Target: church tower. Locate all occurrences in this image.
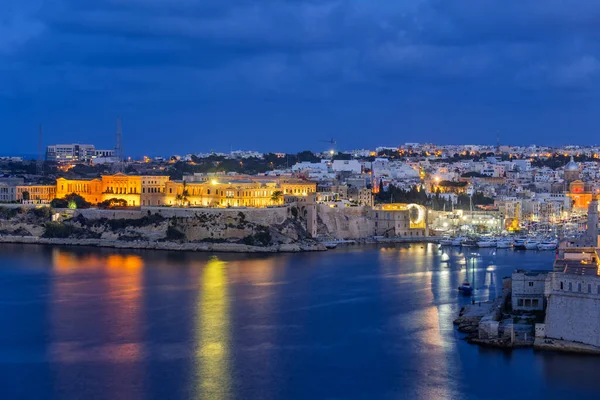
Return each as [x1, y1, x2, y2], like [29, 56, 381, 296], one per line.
[585, 196, 599, 247]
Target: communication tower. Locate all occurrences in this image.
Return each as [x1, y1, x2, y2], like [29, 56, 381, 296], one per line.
[115, 116, 123, 172]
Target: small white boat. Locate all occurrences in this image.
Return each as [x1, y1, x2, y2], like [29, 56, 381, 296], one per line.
[439, 237, 453, 246]
[461, 238, 477, 248]
[477, 238, 496, 248]
[496, 239, 513, 249]
[451, 237, 464, 246]
[525, 239, 541, 250]
[537, 240, 558, 251]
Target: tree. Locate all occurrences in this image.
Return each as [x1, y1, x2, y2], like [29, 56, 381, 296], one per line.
[21, 191, 30, 201]
[50, 198, 69, 208]
[271, 190, 284, 204]
[58, 193, 91, 209]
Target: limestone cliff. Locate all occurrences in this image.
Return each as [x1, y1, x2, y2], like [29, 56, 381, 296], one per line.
[0, 206, 325, 252]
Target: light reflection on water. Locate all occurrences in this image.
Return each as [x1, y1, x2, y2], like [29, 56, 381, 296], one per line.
[195, 257, 231, 400]
[0, 243, 597, 399]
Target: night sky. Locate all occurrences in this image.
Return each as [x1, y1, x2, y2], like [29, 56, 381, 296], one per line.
[2, 1, 600, 156]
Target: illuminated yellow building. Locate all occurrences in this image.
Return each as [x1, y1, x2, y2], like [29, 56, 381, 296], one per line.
[56, 177, 103, 204]
[16, 185, 56, 202]
[567, 180, 593, 209]
[157, 178, 316, 208]
[372, 203, 428, 237]
[101, 173, 142, 206]
[141, 175, 170, 206]
[55, 174, 316, 208]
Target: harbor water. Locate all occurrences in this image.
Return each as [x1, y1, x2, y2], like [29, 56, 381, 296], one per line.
[0, 243, 598, 400]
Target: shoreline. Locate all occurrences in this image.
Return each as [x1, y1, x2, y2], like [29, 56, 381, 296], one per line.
[455, 298, 600, 356]
[0, 235, 326, 254]
[0, 235, 441, 254]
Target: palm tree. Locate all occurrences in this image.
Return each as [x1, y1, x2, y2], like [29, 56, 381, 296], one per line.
[271, 190, 283, 205]
[174, 182, 190, 207]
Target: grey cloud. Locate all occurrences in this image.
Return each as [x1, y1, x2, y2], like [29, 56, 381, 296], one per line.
[4, 0, 600, 100]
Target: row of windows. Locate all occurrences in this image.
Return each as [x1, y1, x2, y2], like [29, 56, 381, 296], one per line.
[105, 187, 138, 194]
[559, 281, 600, 294]
[142, 187, 163, 193]
[517, 298, 540, 308]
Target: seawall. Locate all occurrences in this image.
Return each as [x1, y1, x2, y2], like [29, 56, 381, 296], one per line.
[0, 235, 326, 253]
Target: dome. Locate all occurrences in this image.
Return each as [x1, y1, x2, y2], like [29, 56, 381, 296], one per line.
[565, 156, 579, 171]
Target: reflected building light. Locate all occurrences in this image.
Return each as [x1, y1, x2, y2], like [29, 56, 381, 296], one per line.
[195, 257, 232, 400]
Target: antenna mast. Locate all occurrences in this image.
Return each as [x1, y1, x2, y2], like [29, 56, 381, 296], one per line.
[115, 116, 123, 172]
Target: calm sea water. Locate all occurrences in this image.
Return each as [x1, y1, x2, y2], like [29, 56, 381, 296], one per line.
[0, 243, 597, 400]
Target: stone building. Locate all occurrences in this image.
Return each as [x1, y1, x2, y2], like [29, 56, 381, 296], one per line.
[55, 174, 316, 208]
[16, 185, 56, 203]
[566, 180, 593, 209]
[371, 203, 427, 237]
[542, 250, 600, 348]
[512, 270, 548, 311]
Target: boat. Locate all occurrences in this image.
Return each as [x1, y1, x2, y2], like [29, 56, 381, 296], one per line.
[477, 238, 496, 248]
[322, 242, 338, 249]
[451, 237, 464, 246]
[461, 238, 477, 248]
[496, 239, 513, 249]
[513, 238, 527, 250]
[439, 237, 454, 246]
[537, 239, 558, 251]
[458, 281, 473, 295]
[525, 239, 541, 250]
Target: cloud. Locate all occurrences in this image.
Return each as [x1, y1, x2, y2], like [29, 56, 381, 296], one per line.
[0, 0, 45, 53]
[3, 0, 600, 152]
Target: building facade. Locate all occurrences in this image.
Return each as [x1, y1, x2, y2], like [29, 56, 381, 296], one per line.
[55, 174, 316, 208]
[16, 185, 56, 203]
[46, 144, 96, 162]
[512, 270, 547, 311]
[372, 203, 427, 237]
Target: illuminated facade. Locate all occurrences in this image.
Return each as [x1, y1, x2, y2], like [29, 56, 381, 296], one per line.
[372, 203, 428, 237]
[55, 174, 316, 208]
[16, 185, 56, 202]
[56, 178, 103, 204]
[156, 178, 317, 208]
[567, 180, 593, 209]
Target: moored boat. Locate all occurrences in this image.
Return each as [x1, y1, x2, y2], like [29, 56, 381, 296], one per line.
[525, 239, 541, 250]
[451, 237, 464, 246]
[439, 237, 453, 246]
[458, 281, 473, 295]
[477, 238, 496, 248]
[461, 239, 477, 248]
[513, 238, 527, 250]
[496, 239, 513, 249]
[537, 239, 558, 251]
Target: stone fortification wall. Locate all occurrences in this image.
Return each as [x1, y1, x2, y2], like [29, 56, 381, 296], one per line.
[144, 206, 290, 226]
[316, 205, 373, 239]
[76, 209, 144, 220]
[545, 274, 600, 347]
[75, 206, 290, 225]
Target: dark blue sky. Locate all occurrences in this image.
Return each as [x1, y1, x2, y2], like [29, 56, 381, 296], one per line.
[2, 1, 600, 156]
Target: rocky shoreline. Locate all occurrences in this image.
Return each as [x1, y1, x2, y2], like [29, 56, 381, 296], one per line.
[455, 297, 600, 355]
[0, 235, 327, 253]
